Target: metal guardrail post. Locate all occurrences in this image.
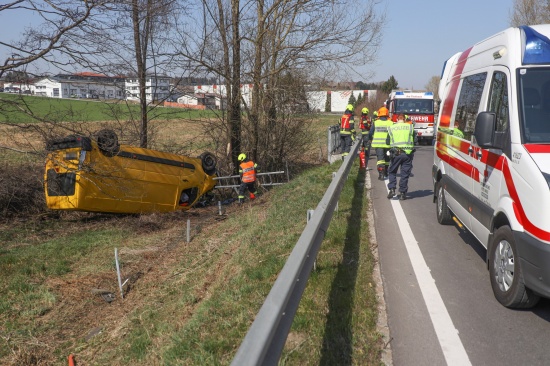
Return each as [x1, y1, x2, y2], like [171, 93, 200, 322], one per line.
[231, 139, 361, 366]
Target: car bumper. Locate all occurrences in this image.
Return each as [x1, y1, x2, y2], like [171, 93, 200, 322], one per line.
[514, 230, 550, 297]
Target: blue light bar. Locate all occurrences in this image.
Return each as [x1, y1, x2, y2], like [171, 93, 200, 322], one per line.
[521, 25, 550, 65]
[424, 92, 433, 96]
[395, 91, 404, 95]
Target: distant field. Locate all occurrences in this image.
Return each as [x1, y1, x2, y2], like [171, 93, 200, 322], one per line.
[0, 93, 217, 123]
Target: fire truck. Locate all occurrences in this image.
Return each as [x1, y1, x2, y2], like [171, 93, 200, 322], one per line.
[386, 90, 435, 145]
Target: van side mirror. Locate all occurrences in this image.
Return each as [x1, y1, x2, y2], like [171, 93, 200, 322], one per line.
[474, 112, 497, 148]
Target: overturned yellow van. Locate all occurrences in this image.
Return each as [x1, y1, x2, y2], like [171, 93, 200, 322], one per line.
[44, 129, 217, 214]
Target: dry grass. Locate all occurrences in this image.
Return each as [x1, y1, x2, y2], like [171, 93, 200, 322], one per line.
[0, 113, 384, 365]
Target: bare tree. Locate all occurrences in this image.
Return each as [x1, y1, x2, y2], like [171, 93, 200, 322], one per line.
[0, 0, 107, 78]
[173, 0, 384, 168]
[425, 75, 441, 99]
[246, 0, 383, 161]
[510, 0, 550, 26]
[61, 0, 180, 148]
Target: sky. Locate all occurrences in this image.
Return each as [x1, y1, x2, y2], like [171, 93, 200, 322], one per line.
[1, 0, 516, 88]
[370, 0, 515, 89]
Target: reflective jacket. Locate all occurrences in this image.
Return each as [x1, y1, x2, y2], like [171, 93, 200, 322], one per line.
[370, 117, 393, 148]
[340, 112, 355, 135]
[388, 122, 415, 154]
[239, 160, 258, 183]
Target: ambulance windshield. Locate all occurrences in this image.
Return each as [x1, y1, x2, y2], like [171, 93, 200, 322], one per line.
[394, 99, 434, 114]
[519, 68, 550, 143]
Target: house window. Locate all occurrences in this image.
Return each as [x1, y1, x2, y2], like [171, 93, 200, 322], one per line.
[53, 88, 60, 97]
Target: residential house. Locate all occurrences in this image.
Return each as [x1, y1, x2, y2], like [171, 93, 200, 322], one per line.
[125, 75, 171, 102]
[33, 72, 125, 99]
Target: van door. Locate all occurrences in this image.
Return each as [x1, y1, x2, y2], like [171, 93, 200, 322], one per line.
[444, 72, 488, 230]
[469, 69, 510, 244]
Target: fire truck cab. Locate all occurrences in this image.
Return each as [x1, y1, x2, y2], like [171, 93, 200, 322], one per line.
[387, 90, 435, 145]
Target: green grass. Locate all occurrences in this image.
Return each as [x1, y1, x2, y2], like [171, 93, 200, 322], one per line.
[0, 114, 383, 365]
[0, 93, 217, 123]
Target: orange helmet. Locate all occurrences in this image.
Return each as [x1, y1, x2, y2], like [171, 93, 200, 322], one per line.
[377, 107, 389, 117]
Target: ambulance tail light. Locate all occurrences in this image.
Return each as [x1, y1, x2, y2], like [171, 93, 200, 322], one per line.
[521, 25, 550, 64]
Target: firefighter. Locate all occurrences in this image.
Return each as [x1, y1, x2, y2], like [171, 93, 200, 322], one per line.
[386, 114, 415, 200]
[237, 153, 260, 204]
[368, 106, 393, 180]
[359, 107, 372, 159]
[340, 104, 355, 157]
[405, 114, 418, 145]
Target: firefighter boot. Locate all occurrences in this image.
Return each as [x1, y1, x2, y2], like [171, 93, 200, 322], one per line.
[399, 192, 407, 200]
[250, 193, 256, 200]
[377, 166, 384, 180]
[387, 189, 395, 199]
[238, 197, 244, 204]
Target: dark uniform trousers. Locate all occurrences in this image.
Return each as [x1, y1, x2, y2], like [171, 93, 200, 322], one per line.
[340, 134, 353, 154]
[387, 152, 414, 193]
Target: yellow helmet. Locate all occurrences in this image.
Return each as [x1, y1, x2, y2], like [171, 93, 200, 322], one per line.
[373, 111, 378, 117]
[346, 104, 354, 112]
[361, 107, 369, 114]
[238, 153, 247, 162]
[377, 107, 389, 117]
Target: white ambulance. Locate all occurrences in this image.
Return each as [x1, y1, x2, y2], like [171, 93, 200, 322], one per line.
[433, 25, 550, 308]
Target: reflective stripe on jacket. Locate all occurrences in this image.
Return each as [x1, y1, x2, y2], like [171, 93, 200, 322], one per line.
[359, 115, 372, 130]
[371, 118, 393, 148]
[240, 161, 257, 183]
[388, 122, 415, 154]
[340, 113, 354, 134]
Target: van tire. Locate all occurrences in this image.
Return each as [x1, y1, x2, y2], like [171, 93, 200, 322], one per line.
[489, 226, 540, 308]
[199, 152, 216, 175]
[436, 182, 453, 225]
[96, 129, 119, 156]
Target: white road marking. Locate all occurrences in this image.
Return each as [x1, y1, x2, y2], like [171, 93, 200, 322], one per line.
[387, 188, 472, 365]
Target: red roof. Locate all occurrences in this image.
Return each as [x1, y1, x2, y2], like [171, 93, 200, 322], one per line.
[74, 72, 107, 77]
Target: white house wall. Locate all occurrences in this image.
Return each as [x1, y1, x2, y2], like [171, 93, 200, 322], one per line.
[306, 91, 327, 112]
[195, 85, 376, 112]
[330, 90, 376, 112]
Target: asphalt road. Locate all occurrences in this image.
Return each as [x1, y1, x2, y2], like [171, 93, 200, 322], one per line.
[367, 144, 550, 366]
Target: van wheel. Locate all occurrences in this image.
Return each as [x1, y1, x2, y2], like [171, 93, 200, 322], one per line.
[96, 129, 119, 156]
[436, 182, 453, 225]
[199, 152, 216, 175]
[489, 226, 539, 308]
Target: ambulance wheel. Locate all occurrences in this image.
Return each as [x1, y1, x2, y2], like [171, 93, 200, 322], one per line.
[489, 226, 539, 308]
[96, 129, 119, 156]
[199, 152, 217, 175]
[436, 182, 453, 225]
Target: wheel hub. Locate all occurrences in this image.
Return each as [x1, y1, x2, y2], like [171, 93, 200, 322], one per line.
[494, 241, 514, 292]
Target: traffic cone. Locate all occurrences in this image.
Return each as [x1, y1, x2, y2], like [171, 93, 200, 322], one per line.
[250, 193, 256, 200]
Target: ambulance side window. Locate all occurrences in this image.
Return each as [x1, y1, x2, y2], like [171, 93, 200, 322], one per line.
[488, 71, 509, 132]
[455, 72, 488, 141]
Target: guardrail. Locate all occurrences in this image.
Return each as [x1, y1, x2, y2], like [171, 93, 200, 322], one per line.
[231, 139, 361, 366]
[328, 124, 341, 161]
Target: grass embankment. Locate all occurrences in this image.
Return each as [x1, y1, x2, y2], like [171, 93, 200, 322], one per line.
[0, 158, 383, 365]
